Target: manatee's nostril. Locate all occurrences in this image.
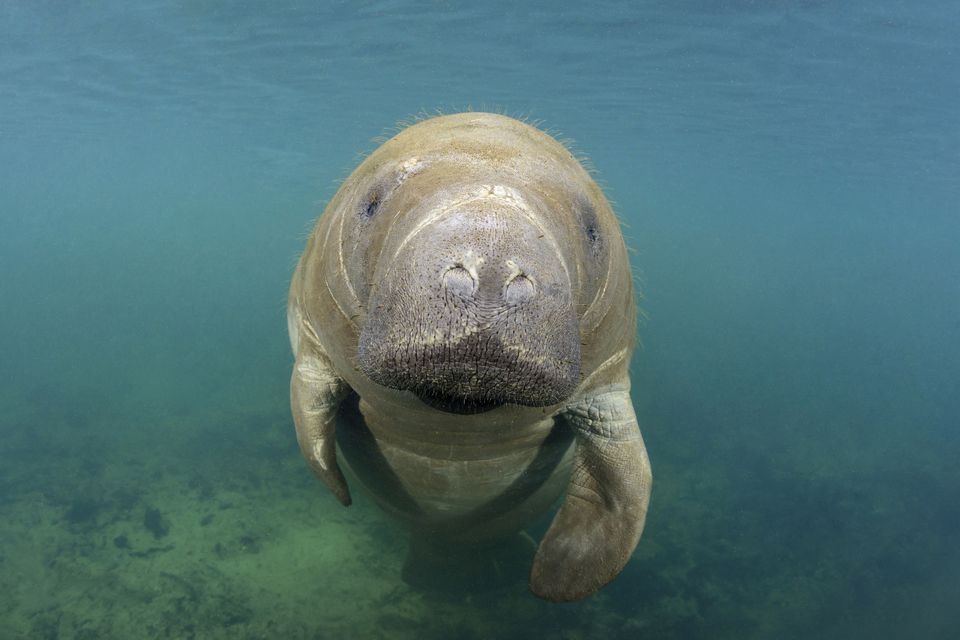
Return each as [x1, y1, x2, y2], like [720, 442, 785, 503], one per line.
[504, 274, 535, 304]
[442, 265, 476, 296]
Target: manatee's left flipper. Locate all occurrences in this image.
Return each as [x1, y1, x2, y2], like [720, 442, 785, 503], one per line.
[530, 384, 652, 602]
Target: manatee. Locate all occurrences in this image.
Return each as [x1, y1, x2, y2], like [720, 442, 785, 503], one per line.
[288, 112, 651, 602]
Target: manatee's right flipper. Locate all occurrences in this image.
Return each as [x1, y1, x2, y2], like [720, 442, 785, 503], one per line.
[529, 383, 652, 601]
[289, 308, 351, 506]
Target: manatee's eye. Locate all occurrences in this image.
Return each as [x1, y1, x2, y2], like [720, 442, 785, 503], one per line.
[361, 186, 383, 218]
[585, 223, 599, 245]
[358, 159, 424, 220]
[577, 198, 603, 256]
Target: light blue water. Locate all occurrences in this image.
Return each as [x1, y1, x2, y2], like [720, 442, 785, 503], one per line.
[1, 2, 958, 638]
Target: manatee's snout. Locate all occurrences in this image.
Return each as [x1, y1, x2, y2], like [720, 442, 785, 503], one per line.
[357, 189, 581, 414]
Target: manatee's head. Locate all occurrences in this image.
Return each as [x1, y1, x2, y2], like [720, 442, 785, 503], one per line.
[328, 114, 619, 414]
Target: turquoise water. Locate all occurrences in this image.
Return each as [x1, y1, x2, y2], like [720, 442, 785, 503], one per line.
[1, 2, 958, 638]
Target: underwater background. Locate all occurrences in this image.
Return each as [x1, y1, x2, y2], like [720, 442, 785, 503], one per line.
[1, 1, 958, 638]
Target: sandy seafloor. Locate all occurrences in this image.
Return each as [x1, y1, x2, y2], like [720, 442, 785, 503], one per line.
[2, 371, 956, 639]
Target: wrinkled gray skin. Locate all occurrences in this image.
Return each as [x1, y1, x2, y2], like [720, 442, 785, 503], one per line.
[288, 112, 652, 602]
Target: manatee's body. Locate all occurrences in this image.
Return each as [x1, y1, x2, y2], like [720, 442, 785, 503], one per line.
[288, 112, 651, 601]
